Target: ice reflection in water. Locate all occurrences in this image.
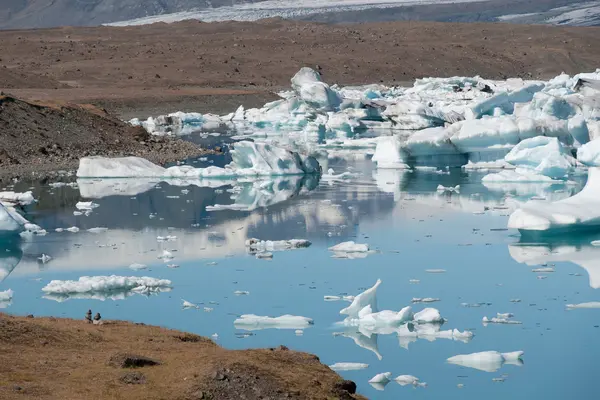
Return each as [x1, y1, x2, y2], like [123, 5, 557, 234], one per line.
[0, 154, 599, 399]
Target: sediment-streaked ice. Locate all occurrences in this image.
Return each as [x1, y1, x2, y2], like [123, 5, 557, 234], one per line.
[245, 238, 311, 252]
[234, 314, 314, 331]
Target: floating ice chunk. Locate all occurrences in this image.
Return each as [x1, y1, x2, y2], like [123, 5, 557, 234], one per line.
[532, 267, 555, 272]
[394, 375, 420, 386]
[436, 185, 460, 193]
[447, 351, 524, 372]
[329, 241, 369, 253]
[158, 250, 173, 261]
[128, 263, 147, 271]
[369, 372, 392, 384]
[182, 299, 200, 309]
[413, 308, 444, 323]
[497, 313, 514, 318]
[66, 226, 79, 233]
[291, 67, 322, 91]
[412, 298, 440, 303]
[234, 314, 313, 331]
[578, 139, 600, 166]
[425, 269, 446, 273]
[329, 362, 369, 371]
[566, 302, 600, 309]
[245, 238, 311, 252]
[76, 201, 99, 210]
[592, 240, 600, 246]
[0, 191, 35, 206]
[42, 276, 172, 300]
[234, 290, 250, 296]
[508, 167, 600, 233]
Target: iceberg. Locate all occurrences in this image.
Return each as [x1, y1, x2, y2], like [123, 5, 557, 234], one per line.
[41, 275, 172, 301]
[77, 141, 320, 179]
[369, 372, 392, 384]
[508, 168, 600, 233]
[329, 241, 369, 254]
[566, 302, 600, 309]
[372, 135, 410, 169]
[447, 351, 524, 372]
[233, 314, 314, 331]
[577, 139, 600, 166]
[329, 362, 369, 371]
[394, 375, 421, 386]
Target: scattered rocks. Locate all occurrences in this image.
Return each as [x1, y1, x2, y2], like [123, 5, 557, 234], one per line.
[120, 371, 146, 385]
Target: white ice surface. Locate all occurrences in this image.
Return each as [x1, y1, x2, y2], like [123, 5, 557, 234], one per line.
[329, 241, 369, 253]
[566, 302, 600, 309]
[245, 238, 311, 252]
[0, 191, 35, 206]
[41, 276, 172, 295]
[578, 138, 600, 166]
[329, 362, 369, 371]
[394, 375, 420, 386]
[368, 372, 392, 384]
[447, 351, 524, 372]
[233, 314, 314, 331]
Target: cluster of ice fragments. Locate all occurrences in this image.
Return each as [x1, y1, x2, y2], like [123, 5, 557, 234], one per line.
[76, 140, 320, 179]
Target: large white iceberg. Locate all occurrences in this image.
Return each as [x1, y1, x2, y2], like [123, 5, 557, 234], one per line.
[233, 314, 314, 331]
[508, 167, 600, 233]
[77, 141, 320, 179]
[447, 351, 524, 372]
[41, 276, 172, 301]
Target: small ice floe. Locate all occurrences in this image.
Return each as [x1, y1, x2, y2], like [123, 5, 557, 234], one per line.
[0, 289, 14, 308]
[412, 297, 440, 303]
[87, 227, 108, 233]
[211, 333, 219, 339]
[206, 261, 218, 266]
[234, 314, 313, 331]
[66, 226, 80, 233]
[329, 362, 369, 371]
[73, 211, 83, 216]
[566, 302, 600, 309]
[158, 250, 173, 261]
[167, 264, 179, 269]
[295, 329, 304, 336]
[182, 299, 200, 309]
[203, 307, 213, 312]
[76, 201, 99, 210]
[591, 240, 600, 246]
[532, 267, 555, 273]
[483, 313, 523, 325]
[255, 252, 273, 259]
[394, 375, 424, 387]
[55, 228, 64, 232]
[234, 290, 250, 296]
[128, 263, 148, 271]
[369, 372, 392, 390]
[409, 279, 420, 284]
[447, 351, 524, 372]
[38, 254, 52, 264]
[510, 299, 522, 303]
[329, 241, 370, 258]
[425, 269, 446, 273]
[436, 185, 460, 193]
[41, 276, 172, 301]
[157, 235, 177, 242]
[245, 238, 311, 253]
[461, 302, 492, 308]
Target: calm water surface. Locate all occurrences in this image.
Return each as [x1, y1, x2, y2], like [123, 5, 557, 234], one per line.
[1, 146, 598, 399]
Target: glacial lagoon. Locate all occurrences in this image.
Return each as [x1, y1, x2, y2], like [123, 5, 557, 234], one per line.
[1, 147, 598, 399]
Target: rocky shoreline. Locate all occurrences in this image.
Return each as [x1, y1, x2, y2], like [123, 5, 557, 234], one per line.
[0, 313, 364, 400]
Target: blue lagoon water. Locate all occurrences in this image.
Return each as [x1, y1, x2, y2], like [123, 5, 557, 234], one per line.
[1, 153, 599, 399]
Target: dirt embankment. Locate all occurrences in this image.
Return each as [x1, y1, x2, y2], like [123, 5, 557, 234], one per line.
[0, 313, 363, 400]
[0, 95, 209, 177]
[1, 19, 600, 117]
